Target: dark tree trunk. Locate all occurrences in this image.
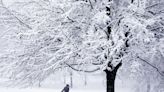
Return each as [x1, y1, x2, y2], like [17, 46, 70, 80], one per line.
[104, 62, 122, 92]
[106, 72, 115, 92]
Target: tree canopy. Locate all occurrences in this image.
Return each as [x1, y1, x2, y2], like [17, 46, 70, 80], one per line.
[0, 0, 163, 91]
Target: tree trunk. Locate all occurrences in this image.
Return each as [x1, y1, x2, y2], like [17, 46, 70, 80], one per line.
[147, 79, 150, 92]
[38, 80, 41, 87]
[63, 73, 66, 84]
[84, 74, 87, 86]
[147, 83, 150, 92]
[70, 71, 73, 88]
[106, 72, 115, 92]
[104, 62, 122, 92]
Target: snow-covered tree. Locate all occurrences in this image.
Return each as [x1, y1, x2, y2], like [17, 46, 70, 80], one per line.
[0, 0, 164, 92]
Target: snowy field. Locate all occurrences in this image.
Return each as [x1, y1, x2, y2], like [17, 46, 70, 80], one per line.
[0, 88, 105, 92]
[0, 73, 133, 92]
[0, 88, 133, 92]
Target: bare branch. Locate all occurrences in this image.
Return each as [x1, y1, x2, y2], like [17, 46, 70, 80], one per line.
[67, 16, 76, 22]
[145, 2, 164, 10]
[65, 63, 100, 73]
[0, 5, 32, 29]
[88, 0, 93, 9]
[137, 56, 164, 77]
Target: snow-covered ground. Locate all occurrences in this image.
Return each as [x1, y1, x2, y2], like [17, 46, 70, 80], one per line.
[0, 71, 133, 92]
[0, 88, 133, 92]
[0, 88, 105, 92]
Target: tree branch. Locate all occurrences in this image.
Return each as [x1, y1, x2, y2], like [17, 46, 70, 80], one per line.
[0, 3, 32, 29]
[137, 56, 164, 77]
[65, 63, 100, 73]
[145, 2, 164, 10]
[67, 16, 76, 22]
[88, 0, 93, 9]
[114, 61, 122, 72]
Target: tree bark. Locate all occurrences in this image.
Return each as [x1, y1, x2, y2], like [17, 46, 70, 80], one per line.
[104, 62, 122, 92]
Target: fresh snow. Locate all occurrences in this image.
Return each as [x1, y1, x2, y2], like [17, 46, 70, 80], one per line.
[0, 88, 133, 92]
